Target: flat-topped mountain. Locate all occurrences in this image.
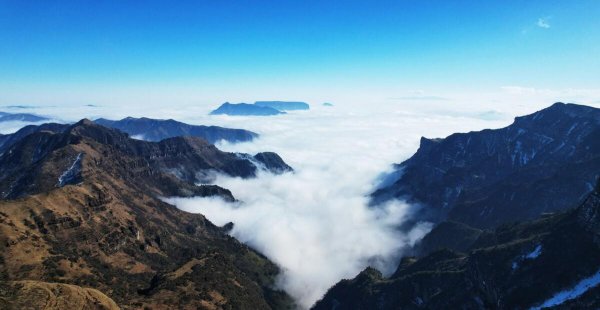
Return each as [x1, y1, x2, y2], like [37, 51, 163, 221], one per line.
[373, 102, 600, 228]
[94, 116, 258, 143]
[0, 111, 50, 123]
[0, 119, 295, 308]
[314, 181, 600, 309]
[254, 101, 309, 110]
[210, 102, 285, 116]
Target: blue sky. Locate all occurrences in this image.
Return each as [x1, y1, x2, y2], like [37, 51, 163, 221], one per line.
[1, 0, 599, 106]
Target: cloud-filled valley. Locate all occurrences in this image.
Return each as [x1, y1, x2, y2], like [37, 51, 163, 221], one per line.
[162, 103, 514, 308]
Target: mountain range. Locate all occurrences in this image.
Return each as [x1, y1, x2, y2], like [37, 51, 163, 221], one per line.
[3, 102, 600, 309]
[94, 117, 258, 144]
[210, 102, 286, 116]
[0, 119, 295, 308]
[0, 111, 50, 123]
[254, 101, 310, 111]
[209, 101, 310, 116]
[0, 119, 291, 200]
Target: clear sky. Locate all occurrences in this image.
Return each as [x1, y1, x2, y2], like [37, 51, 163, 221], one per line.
[1, 0, 599, 107]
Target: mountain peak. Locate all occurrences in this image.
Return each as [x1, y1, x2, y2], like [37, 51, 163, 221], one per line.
[75, 118, 95, 126]
[515, 102, 600, 126]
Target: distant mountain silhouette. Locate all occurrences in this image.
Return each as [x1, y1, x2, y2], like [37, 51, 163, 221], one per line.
[94, 116, 258, 143]
[254, 101, 309, 110]
[0, 111, 50, 122]
[210, 102, 285, 116]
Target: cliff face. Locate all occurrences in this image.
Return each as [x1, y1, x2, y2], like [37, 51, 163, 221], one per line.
[373, 102, 600, 228]
[0, 119, 295, 309]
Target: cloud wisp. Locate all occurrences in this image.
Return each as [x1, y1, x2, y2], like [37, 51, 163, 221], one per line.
[537, 16, 551, 29]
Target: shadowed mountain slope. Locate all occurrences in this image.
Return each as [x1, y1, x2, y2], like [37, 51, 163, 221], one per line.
[315, 181, 600, 309]
[373, 102, 600, 229]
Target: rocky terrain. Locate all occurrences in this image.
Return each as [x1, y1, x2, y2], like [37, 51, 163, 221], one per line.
[373, 102, 600, 229]
[0, 120, 295, 309]
[314, 180, 600, 309]
[94, 117, 258, 143]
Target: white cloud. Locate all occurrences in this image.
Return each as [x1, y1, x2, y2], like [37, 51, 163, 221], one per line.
[500, 86, 600, 107]
[537, 17, 551, 29]
[161, 105, 512, 308]
[501, 86, 539, 95]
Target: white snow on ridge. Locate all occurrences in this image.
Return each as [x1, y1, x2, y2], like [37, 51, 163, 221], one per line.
[530, 269, 600, 309]
[57, 153, 83, 187]
[525, 245, 542, 259]
[130, 134, 146, 140]
[512, 244, 543, 270]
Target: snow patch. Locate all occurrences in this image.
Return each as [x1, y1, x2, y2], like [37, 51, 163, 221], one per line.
[525, 245, 542, 259]
[530, 269, 600, 309]
[512, 244, 542, 270]
[57, 153, 83, 187]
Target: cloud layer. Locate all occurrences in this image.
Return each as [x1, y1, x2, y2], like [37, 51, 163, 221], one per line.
[165, 103, 512, 308]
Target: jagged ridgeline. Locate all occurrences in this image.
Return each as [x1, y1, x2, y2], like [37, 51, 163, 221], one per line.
[0, 119, 295, 309]
[373, 102, 600, 229]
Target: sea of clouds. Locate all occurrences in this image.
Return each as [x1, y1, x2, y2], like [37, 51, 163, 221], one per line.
[163, 102, 515, 308]
[0, 99, 565, 308]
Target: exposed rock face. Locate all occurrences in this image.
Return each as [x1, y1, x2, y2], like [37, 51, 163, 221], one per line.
[373, 102, 600, 228]
[314, 181, 600, 309]
[0, 120, 291, 199]
[94, 117, 258, 143]
[0, 119, 295, 309]
[254, 101, 310, 111]
[210, 102, 285, 116]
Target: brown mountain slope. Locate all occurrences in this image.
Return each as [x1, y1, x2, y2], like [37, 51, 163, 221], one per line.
[0, 280, 119, 310]
[0, 120, 294, 309]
